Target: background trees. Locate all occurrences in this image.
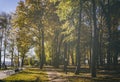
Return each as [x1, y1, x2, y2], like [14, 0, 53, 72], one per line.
[0, 0, 120, 78]
[0, 12, 11, 69]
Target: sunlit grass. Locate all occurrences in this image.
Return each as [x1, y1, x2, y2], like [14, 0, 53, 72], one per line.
[2, 68, 48, 82]
[69, 78, 91, 82]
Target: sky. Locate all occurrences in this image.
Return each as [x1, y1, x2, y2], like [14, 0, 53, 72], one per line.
[0, 0, 23, 13]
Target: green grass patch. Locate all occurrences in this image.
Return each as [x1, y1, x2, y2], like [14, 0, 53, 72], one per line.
[1, 68, 48, 82]
[69, 78, 91, 82]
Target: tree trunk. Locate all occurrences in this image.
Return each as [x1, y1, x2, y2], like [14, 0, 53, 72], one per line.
[91, 0, 97, 77]
[71, 50, 74, 65]
[11, 47, 14, 67]
[53, 32, 61, 68]
[0, 29, 3, 69]
[96, 30, 100, 68]
[0, 46, 1, 69]
[40, 29, 45, 69]
[64, 43, 67, 74]
[113, 50, 118, 65]
[75, 0, 82, 75]
[3, 29, 7, 68]
[56, 35, 63, 67]
[99, 0, 112, 68]
[21, 56, 24, 67]
[99, 31, 103, 66]
[106, 0, 112, 68]
[18, 50, 20, 67]
[67, 44, 70, 65]
[54, 38, 59, 68]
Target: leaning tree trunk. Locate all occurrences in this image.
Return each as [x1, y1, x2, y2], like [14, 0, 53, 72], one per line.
[75, 0, 82, 75]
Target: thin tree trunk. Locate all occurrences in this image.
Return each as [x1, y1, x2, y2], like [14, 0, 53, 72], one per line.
[11, 46, 14, 67]
[89, 8, 93, 70]
[67, 44, 70, 65]
[21, 56, 25, 67]
[18, 50, 19, 67]
[0, 29, 3, 69]
[0, 44, 1, 69]
[99, 31, 103, 66]
[71, 50, 74, 65]
[3, 29, 7, 68]
[64, 43, 67, 74]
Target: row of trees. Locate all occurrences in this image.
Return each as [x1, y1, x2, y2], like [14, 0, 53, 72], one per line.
[0, 12, 11, 69]
[0, 0, 120, 77]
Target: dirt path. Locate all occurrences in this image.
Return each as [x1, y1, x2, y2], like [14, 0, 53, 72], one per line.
[45, 66, 69, 82]
[0, 71, 9, 79]
[0, 70, 15, 79]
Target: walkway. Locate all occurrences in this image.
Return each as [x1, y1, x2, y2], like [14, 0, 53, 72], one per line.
[0, 70, 15, 79]
[45, 66, 69, 82]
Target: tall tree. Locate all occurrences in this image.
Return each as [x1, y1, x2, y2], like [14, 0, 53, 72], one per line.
[75, 0, 83, 75]
[91, 0, 98, 77]
[0, 12, 11, 69]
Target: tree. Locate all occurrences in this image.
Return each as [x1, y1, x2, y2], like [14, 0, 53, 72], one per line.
[0, 12, 11, 69]
[0, 14, 4, 69]
[91, 0, 98, 77]
[12, 1, 33, 67]
[7, 18, 16, 67]
[75, 0, 83, 75]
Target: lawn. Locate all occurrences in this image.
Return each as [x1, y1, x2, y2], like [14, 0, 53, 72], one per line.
[1, 68, 48, 82]
[1, 66, 120, 82]
[68, 75, 120, 82]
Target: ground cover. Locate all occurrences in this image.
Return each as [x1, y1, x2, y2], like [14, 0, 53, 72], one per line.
[1, 67, 48, 82]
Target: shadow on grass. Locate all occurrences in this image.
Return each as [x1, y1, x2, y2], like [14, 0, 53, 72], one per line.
[68, 76, 120, 82]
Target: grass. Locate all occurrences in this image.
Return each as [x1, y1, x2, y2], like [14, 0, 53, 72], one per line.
[58, 65, 120, 82]
[1, 68, 48, 82]
[68, 76, 120, 82]
[2, 65, 120, 82]
[69, 78, 91, 82]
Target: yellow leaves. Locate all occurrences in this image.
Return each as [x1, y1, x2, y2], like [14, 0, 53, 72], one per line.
[16, 1, 26, 13]
[61, 21, 74, 35]
[61, 21, 75, 43]
[16, 27, 32, 54]
[25, 0, 33, 5]
[56, 0, 73, 20]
